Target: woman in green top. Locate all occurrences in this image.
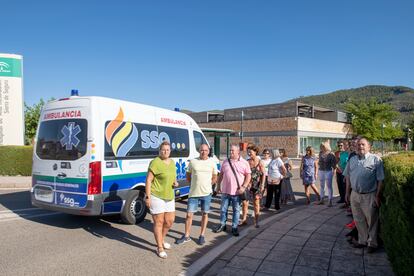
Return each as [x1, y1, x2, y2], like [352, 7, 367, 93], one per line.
[145, 141, 178, 259]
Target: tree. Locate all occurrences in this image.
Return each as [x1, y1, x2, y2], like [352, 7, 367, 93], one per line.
[345, 98, 403, 141]
[407, 114, 414, 150]
[24, 99, 46, 145]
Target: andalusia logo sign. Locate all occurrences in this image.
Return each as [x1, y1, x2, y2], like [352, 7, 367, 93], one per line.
[0, 57, 22, 77]
[0, 61, 11, 73]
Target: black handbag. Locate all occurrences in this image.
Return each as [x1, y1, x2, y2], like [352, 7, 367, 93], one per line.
[239, 189, 249, 201]
[228, 159, 249, 201]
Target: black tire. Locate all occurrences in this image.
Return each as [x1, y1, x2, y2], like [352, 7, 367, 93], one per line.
[121, 190, 147, 225]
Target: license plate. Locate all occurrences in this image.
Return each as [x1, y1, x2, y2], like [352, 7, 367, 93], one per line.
[34, 187, 54, 203]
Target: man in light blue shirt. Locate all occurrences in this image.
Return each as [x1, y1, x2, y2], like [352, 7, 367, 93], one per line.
[344, 138, 384, 253]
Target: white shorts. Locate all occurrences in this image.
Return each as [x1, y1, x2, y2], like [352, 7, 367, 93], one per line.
[150, 195, 175, 215]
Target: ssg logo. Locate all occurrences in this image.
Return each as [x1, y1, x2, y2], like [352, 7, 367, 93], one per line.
[0, 62, 11, 73]
[59, 193, 75, 207]
[60, 122, 81, 150]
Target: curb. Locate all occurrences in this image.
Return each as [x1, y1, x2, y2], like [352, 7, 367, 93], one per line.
[179, 207, 304, 276]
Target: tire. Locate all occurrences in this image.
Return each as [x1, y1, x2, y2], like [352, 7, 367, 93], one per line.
[121, 190, 147, 225]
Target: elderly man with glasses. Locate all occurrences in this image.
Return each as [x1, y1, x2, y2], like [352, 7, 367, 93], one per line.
[344, 138, 384, 253]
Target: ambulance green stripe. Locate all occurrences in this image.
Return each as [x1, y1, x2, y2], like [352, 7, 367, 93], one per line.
[33, 174, 87, 184]
[103, 172, 147, 181]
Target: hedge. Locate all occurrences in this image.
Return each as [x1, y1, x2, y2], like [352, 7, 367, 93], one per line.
[0, 146, 33, 176]
[381, 152, 414, 276]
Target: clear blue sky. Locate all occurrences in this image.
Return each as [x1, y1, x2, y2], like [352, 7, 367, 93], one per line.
[2, 0, 413, 111]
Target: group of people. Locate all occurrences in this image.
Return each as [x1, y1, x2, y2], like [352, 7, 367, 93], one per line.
[212, 144, 295, 236]
[144, 137, 384, 259]
[300, 137, 384, 253]
[144, 142, 295, 258]
[299, 141, 339, 206]
[144, 142, 219, 258]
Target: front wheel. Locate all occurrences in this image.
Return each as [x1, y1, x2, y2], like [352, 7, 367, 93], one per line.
[121, 190, 147, 225]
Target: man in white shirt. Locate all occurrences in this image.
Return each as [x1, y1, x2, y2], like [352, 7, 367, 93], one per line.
[175, 144, 218, 245]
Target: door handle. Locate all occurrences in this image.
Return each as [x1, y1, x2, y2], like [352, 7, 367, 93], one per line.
[57, 173, 67, 178]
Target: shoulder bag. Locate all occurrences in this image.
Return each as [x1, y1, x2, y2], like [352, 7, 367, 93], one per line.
[228, 159, 249, 201]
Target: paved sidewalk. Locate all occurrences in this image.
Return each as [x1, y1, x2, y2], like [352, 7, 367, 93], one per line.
[0, 176, 31, 189]
[196, 203, 394, 276]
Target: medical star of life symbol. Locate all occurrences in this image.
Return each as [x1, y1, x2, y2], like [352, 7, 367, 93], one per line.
[176, 159, 187, 180]
[60, 122, 81, 150]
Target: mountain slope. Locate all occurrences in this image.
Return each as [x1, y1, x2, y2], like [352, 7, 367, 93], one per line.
[290, 85, 414, 121]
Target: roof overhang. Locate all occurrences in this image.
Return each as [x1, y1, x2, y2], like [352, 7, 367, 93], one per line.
[201, 127, 234, 134]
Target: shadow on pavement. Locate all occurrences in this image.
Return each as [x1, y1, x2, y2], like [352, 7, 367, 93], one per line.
[0, 190, 32, 210]
[83, 219, 155, 253]
[0, 189, 157, 253]
[177, 196, 309, 271]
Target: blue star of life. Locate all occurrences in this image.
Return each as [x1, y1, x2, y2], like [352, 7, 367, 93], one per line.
[176, 159, 187, 180]
[60, 122, 81, 150]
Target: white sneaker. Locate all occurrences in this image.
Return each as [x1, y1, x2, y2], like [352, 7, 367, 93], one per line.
[163, 242, 171, 250]
[157, 248, 168, 259]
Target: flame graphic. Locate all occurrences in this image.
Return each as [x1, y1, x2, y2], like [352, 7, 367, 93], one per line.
[105, 108, 138, 170]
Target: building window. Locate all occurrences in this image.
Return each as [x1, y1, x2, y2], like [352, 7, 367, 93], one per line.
[208, 113, 224, 122]
[299, 137, 342, 156]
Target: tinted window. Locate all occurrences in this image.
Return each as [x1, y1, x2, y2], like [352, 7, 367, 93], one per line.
[105, 122, 158, 160]
[36, 119, 88, 160]
[193, 131, 208, 151]
[158, 126, 189, 158]
[104, 122, 189, 160]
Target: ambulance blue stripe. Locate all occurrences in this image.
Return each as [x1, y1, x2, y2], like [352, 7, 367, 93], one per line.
[175, 186, 190, 197]
[102, 175, 146, 192]
[103, 175, 190, 198]
[32, 175, 88, 193]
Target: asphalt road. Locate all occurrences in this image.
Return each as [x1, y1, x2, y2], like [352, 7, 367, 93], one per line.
[0, 168, 339, 276]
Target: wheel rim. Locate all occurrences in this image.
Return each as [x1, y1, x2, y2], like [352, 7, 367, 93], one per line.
[130, 196, 144, 218]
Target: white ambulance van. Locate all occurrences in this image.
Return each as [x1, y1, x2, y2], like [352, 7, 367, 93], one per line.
[31, 94, 211, 224]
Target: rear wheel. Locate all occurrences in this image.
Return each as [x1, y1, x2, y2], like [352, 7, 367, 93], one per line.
[121, 190, 147, 225]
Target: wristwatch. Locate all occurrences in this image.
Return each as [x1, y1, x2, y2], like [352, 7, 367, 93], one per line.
[145, 195, 150, 200]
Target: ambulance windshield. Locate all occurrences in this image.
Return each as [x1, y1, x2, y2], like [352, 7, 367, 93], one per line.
[36, 119, 88, 160]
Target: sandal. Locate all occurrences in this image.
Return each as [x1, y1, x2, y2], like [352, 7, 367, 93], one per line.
[163, 242, 171, 250]
[238, 220, 247, 226]
[157, 248, 168, 259]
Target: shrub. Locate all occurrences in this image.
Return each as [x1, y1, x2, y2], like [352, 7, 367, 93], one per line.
[381, 152, 414, 276]
[0, 146, 33, 176]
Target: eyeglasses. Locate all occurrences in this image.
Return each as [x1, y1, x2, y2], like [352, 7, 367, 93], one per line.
[263, 152, 270, 155]
[338, 144, 344, 147]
